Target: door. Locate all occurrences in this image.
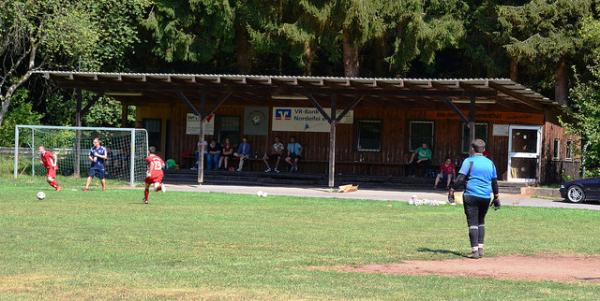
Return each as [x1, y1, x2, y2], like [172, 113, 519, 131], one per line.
[507, 125, 542, 183]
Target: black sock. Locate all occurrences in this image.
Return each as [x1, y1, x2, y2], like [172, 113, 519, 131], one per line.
[478, 224, 485, 245]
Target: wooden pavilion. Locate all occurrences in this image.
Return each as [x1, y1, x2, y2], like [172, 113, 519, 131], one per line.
[35, 71, 577, 187]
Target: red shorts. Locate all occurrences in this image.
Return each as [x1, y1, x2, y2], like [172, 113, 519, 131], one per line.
[145, 174, 164, 185]
[45, 168, 57, 179]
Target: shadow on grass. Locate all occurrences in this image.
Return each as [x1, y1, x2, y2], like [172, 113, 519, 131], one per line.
[417, 247, 466, 258]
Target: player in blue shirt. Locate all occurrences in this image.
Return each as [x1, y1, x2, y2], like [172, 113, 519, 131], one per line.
[84, 138, 108, 191]
[451, 139, 500, 259]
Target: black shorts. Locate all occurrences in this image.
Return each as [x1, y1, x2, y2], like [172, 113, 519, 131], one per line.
[288, 154, 302, 161]
[88, 167, 106, 179]
[267, 154, 282, 160]
[463, 195, 491, 227]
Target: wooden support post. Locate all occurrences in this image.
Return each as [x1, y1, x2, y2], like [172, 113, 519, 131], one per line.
[328, 94, 337, 188]
[121, 102, 128, 128]
[197, 92, 206, 184]
[443, 98, 469, 124]
[468, 96, 476, 143]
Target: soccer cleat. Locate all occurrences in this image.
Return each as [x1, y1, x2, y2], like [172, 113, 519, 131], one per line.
[83, 187, 89, 192]
[144, 198, 148, 204]
[161, 184, 166, 193]
[55, 186, 62, 192]
[265, 168, 271, 173]
[478, 248, 484, 258]
[274, 169, 280, 173]
[468, 250, 480, 259]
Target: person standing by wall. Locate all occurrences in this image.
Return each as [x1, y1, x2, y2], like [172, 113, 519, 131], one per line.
[450, 139, 500, 259]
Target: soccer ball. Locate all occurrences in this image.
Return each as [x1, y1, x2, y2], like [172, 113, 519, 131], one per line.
[36, 191, 46, 200]
[257, 190, 263, 197]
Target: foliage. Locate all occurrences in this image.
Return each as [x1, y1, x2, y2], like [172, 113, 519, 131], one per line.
[0, 0, 148, 127]
[562, 17, 600, 176]
[84, 97, 136, 127]
[0, 89, 43, 147]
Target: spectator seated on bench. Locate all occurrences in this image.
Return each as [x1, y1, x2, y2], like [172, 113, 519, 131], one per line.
[206, 140, 221, 170]
[434, 157, 456, 190]
[264, 136, 284, 173]
[407, 143, 432, 177]
[234, 137, 252, 172]
[285, 137, 302, 172]
[219, 138, 234, 170]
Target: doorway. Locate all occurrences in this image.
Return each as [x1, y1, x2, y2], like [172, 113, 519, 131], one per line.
[507, 125, 542, 183]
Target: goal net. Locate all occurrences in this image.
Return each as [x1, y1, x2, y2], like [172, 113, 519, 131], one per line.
[14, 125, 148, 186]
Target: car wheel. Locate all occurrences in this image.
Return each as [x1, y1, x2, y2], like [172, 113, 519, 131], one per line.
[566, 185, 586, 203]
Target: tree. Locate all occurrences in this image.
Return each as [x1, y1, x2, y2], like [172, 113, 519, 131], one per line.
[0, 0, 148, 127]
[562, 17, 600, 176]
[497, 0, 595, 105]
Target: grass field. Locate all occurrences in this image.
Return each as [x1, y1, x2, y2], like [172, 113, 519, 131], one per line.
[1, 177, 600, 300]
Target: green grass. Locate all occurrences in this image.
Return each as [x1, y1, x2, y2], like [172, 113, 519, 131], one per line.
[1, 177, 599, 300]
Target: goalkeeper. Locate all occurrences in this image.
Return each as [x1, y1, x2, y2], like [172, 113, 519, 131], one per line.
[84, 138, 108, 191]
[450, 139, 500, 259]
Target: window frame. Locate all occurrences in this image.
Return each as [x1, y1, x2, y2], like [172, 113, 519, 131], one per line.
[552, 138, 561, 161]
[356, 119, 383, 152]
[408, 121, 434, 152]
[460, 122, 489, 154]
[565, 140, 573, 161]
[142, 118, 162, 151]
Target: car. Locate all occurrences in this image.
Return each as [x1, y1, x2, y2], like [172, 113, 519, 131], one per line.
[560, 177, 600, 203]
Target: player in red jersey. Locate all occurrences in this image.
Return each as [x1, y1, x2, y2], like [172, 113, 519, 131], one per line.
[38, 146, 61, 192]
[144, 146, 165, 204]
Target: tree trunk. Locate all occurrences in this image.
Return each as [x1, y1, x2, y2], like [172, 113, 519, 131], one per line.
[510, 59, 518, 81]
[554, 59, 568, 106]
[303, 41, 313, 75]
[235, 21, 251, 74]
[374, 36, 387, 76]
[342, 29, 359, 77]
[0, 43, 37, 126]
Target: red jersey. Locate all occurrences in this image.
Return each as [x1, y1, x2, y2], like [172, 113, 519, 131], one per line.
[440, 162, 455, 175]
[41, 151, 57, 170]
[145, 154, 165, 177]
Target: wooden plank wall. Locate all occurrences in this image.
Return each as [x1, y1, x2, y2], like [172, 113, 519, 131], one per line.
[138, 101, 550, 180]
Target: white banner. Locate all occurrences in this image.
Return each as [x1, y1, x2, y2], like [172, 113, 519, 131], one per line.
[272, 107, 353, 132]
[186, 113, 215, 135]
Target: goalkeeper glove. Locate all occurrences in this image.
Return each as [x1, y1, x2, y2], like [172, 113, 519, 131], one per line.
[492, 195, 501, 210]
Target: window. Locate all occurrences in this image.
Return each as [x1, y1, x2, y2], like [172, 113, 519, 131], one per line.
[356, 120, 382, 151]
[553, 139, 560, 160]
[461, 123, 488, 153]
[409, 121, 434, 151]
[216, 116, 240, 145]
[565, 140, 573, 160]
[143, 119, 161, 151]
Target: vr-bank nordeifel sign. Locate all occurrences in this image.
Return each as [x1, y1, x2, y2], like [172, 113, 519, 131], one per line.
[272, 107, 353, 132]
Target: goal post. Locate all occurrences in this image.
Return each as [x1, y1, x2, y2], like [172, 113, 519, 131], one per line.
[14, 125, 149, 186]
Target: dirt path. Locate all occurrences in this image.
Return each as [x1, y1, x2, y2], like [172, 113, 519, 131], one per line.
[314, 256, 600, 283]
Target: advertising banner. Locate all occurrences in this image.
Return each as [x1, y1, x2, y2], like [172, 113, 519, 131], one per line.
[272, 107, 353, 132]
[186, 113, 215, 135]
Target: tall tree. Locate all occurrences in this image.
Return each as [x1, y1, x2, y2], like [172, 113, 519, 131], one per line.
[0, 0, 147, 126]
[497, 0, 595, 105]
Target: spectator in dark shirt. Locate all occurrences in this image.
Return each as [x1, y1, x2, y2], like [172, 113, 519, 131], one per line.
[219, 138, 234, 170]
[207, 140, 221, 170]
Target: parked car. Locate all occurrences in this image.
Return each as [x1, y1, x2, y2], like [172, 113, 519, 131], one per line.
[560, 177, 600, 203]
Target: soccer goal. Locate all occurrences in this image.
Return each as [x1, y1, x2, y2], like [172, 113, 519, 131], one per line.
[14, 125, 148, 186]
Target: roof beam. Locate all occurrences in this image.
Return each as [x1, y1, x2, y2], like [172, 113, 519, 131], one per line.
[488, 81, 545, 111]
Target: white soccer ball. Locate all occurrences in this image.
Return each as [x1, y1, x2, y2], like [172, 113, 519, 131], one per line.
[257, 191, 263, 197]
[262, 192, 268, 197]
[36, 191, 46, 200]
